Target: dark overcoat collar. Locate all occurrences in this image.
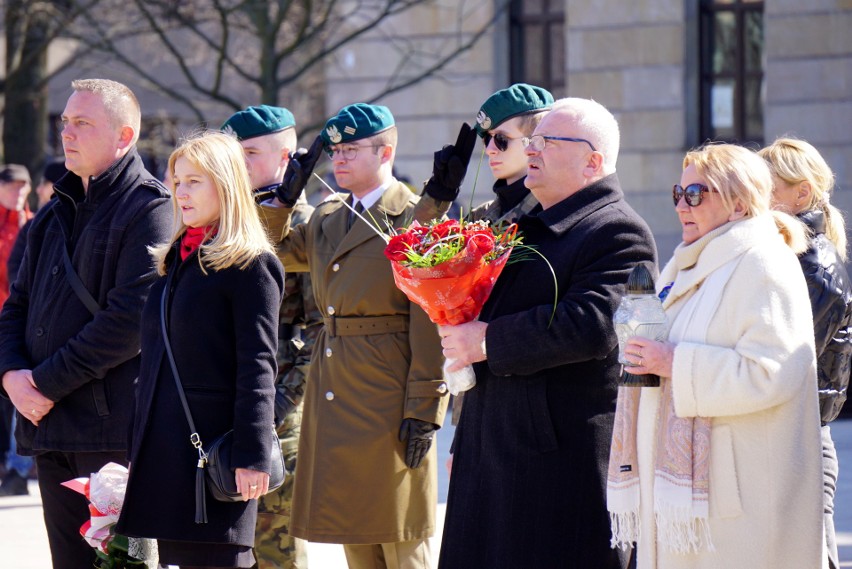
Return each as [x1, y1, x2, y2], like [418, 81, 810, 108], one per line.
[522, 173, 624, 236]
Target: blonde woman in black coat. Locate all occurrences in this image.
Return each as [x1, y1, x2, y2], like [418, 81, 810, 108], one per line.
[117, 131, 284, 568]
[761, 137, 852, 569]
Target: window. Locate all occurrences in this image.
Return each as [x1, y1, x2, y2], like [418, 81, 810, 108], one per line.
[508, 0, 565, 97]
[695, 0, 765, 144]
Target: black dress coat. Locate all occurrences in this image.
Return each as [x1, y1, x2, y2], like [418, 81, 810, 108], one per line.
[438, 175, 657, 569]
[0, 150, 172, 453]
[117, 246, 284, 547]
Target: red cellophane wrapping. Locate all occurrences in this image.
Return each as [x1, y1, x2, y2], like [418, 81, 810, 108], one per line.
[390, 239, 511, 326]
[384, 221, 516, 395]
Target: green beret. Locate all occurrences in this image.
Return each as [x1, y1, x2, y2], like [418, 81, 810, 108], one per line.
[321, 103, 394, 147]
[221, 105, 295, 140]
[474, 83, 554, 137]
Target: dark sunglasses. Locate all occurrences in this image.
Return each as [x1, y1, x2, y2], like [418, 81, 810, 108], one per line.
[672, 183, 717, 207]
[482, 132, 518, 152]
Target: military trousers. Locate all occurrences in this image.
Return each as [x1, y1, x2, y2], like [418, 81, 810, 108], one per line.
[343, 539, 431, 569]
[254, 404, 307, 569]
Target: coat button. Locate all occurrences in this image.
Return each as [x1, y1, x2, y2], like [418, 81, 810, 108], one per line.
[327, 306, 335, 315]
[35, 327, 45, 337]
[325, 347, 332, 357]
[51, 266, 59, 276]
[332, 263, 340, 272]
[437, 382, 448, 394]
[325, 391, 335, 401]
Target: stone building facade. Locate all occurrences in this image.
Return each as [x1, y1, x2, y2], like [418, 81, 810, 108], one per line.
[326, 0, 852, 256]
[38, 0, 852, 256]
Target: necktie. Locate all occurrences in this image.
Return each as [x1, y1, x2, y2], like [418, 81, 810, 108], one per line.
[348, 201, 364, 230]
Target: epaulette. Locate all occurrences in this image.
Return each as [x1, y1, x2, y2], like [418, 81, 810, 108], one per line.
[315, 192, 349, 211]
[140, 178, 171, 199]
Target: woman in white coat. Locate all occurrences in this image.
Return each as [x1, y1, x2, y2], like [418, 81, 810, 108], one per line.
[607, 143, 824, 569]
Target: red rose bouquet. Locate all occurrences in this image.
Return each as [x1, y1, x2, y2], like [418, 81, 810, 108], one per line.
[384, 218, 519, 394]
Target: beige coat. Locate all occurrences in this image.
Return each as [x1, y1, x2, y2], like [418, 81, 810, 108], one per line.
[260, 181, 449, 544]
[635, 215, 824, 569]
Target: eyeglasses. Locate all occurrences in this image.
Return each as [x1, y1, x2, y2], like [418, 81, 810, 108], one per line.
[483, 132, 522, 152]
[325, 144, 383, 161]
[672, 183, 718, 207]
[522, 135, 597, 152]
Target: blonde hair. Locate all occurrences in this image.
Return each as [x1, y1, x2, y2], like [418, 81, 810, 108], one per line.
[151, 131, 274, 275]
[71, 79, 141, 145]
[267, 127, 298, 153]
[759, 137, 846, 260]
[684, 143, 807, 253]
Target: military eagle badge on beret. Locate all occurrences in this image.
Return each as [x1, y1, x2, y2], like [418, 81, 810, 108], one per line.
[326, 124, 342, 143]
[476, 110, 492, 130]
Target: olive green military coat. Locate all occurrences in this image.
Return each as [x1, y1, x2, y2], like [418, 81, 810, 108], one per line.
[260, 181, 449, 544]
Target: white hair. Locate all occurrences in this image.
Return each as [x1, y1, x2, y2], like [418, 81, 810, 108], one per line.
[550, 98, 620, 173]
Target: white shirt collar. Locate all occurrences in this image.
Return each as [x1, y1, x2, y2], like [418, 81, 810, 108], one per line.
[352, 180, 391, 212]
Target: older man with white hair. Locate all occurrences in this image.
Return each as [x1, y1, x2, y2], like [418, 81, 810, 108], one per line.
[436, 98, 657, 568]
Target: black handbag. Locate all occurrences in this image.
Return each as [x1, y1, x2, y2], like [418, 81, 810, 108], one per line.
[159, 272, 286, 524]
[204, 429, 284, 502]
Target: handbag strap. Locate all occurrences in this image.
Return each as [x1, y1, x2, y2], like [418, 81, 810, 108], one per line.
[160, 267, 212, 525]
[159, 270, 207, 461]
[62, 247, 100, 315]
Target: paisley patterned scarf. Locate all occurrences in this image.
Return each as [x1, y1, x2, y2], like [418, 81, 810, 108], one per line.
[607, 256, 740, 554]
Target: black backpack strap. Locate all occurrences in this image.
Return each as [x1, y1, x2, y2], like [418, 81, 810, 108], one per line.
[61, 248, 100, 315]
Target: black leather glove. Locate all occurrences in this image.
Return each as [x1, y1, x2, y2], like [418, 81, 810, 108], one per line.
[422, 122, 478, 202]
[276, 135, 324, 207]
[398, 418, 438, 469]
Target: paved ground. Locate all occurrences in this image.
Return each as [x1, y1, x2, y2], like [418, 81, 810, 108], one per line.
[1, 420, 851, 568]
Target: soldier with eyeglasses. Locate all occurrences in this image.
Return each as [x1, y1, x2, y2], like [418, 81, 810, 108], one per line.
[259, 103, 450, 569]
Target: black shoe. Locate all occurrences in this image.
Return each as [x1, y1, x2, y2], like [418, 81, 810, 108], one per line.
[0, 470, 28, 496]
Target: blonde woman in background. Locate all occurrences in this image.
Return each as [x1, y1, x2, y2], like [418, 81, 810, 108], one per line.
[608, 143, 823, 568]
[761, 137, 852, 569]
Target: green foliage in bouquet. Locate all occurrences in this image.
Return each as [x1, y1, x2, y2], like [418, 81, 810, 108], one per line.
[94, 531, 148, 569]
[383, 218, 521, 268]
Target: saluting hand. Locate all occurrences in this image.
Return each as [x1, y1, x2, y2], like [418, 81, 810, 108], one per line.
[423, 122, 478, 202]
[276, 135, 324, 207]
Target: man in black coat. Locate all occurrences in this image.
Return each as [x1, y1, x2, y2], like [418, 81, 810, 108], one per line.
[0, 79, 172, 569]
[436, 98, 657, 568]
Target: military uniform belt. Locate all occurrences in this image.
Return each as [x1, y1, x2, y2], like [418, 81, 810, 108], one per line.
[323, 314, 408, 337]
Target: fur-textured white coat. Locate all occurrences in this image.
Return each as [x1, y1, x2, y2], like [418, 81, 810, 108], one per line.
[635, 215, 824, 569]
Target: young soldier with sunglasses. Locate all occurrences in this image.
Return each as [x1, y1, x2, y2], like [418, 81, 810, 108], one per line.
[418, 84, 554, 454]
[420, 83, 554, 228]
